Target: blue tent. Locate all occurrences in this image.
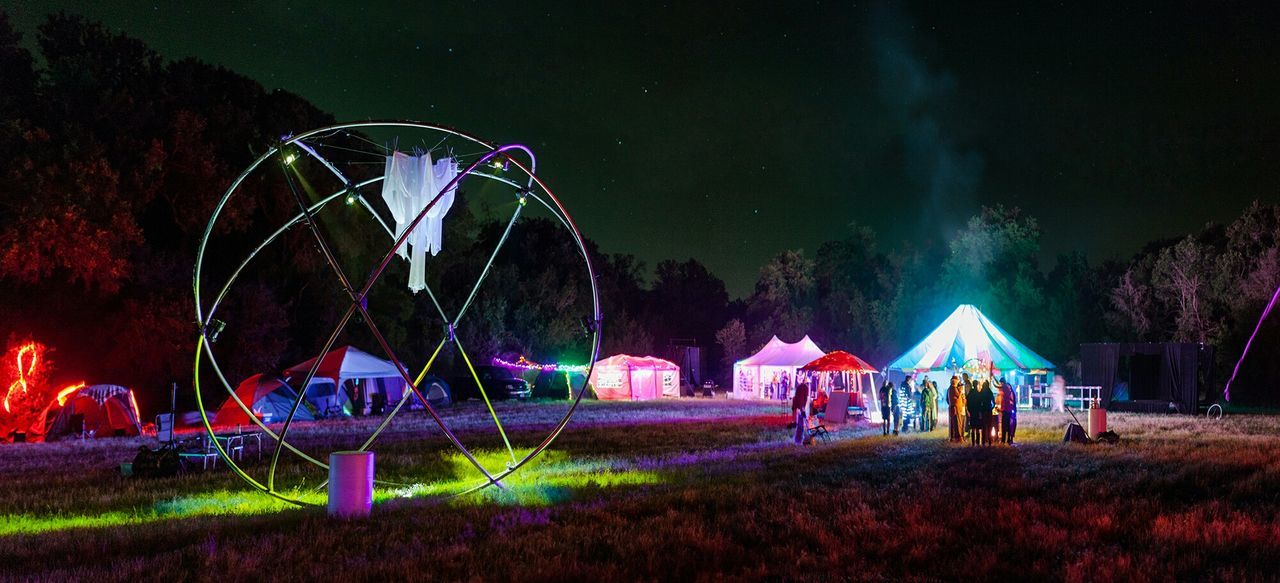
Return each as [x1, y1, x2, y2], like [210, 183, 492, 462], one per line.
[888, 305, 1055, 374]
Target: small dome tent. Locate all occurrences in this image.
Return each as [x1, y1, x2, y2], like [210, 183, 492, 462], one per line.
[214, 374, 314, 426]
[44, 384, 142, 440]
[732, 335, 825, 401]
[588, 355, 680, 401]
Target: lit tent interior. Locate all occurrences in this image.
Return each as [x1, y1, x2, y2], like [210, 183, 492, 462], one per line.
[732, 335, 826, 400]
[587, 354, 680, 401]
[887, 304, 1055, 401]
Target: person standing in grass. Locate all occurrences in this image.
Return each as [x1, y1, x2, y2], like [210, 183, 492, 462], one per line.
[879, 380, 894, 435]
[977, 380, 996, 446]
[921, 378, 938, 432]
[892, 380, 905, 436]
[792, 382, 810, 445]
[966, 378, 982, 445]
[905, 375, 919, 433]
[947, 376, 963, 442]
[897, 376, 914, 434]
[999, 377, 1017, 444]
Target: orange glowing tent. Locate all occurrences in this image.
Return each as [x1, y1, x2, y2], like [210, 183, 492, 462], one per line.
[43, 384, 142, 440]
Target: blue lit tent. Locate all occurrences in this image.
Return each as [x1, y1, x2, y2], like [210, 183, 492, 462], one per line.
[887, 305, 1055, 381]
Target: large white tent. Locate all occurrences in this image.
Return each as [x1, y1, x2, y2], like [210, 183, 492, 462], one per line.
[732, 335, 826, 401]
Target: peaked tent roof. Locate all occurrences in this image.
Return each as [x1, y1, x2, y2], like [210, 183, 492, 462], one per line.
[284, 346, 403, 385]
[888, 305, 1056, 373]
[738, 335, 826, 367]
[594, 354, 679, 370]
[800, 350, 877, 373]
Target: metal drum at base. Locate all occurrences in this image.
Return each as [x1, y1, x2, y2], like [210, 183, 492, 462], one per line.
[328, 451, 374, 518]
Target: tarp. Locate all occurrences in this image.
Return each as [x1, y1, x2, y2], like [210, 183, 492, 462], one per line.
[887, 305, 1055, 374]
[732, 335, 826, 400]
[284, 346, 409, 416]
[213, 374, 313, 426]
[588, 354, 680, 401]
[800, 350, 877, 373]
[44, 384, 142, 440]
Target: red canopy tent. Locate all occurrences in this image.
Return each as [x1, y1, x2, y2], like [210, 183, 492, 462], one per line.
[799, 351, 881, 422]
[800, 350, 876, 373]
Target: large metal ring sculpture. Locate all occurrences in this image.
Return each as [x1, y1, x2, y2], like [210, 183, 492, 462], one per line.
[193, 121, 601, 506]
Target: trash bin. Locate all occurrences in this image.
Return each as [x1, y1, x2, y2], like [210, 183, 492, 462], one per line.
[328, 451, 374, 518]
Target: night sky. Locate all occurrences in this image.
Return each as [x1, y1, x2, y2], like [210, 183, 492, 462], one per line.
[8, 1, 1280, 296]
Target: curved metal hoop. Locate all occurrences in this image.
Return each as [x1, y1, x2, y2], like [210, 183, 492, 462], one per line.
[193, 121, 602, 506]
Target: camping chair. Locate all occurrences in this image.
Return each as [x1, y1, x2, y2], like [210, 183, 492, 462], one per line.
[156, 414, 175, 444]
[806, 414, 830, 443]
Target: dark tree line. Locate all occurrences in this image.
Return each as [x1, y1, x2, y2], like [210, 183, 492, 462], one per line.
[2, 12, 1278, 414]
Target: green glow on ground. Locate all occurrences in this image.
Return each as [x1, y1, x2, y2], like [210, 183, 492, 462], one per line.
[0, 450, 658, 536]
[384, 449, 660, 506]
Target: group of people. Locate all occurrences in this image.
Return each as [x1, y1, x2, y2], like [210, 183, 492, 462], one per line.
[876, 375, 939, 434]
[878, 372, 1017, 445]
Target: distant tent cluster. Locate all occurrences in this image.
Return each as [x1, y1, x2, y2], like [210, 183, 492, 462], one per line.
[727, 304, 1056, 416]
[214, 345, 450, 428]
[206, 306, 1059, 423]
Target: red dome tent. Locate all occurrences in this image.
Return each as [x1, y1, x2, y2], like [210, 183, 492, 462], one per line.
[214, 374, 315, 426]
[43, 384, 142, 440]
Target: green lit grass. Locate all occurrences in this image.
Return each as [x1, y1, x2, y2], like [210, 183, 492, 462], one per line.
[0, 448, 662, 536]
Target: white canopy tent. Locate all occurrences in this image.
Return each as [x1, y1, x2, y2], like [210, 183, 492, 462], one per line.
[732, 335, 826, 401]
[284, 346, 430, 417]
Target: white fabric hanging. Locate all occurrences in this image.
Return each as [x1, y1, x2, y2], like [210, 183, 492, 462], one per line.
[379, 152, 459, 293]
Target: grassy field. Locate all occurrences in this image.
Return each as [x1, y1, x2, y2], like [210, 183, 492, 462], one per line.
[2, 399, 1279, 581]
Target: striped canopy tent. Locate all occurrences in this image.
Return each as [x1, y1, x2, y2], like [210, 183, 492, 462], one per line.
[888, 305, 1055, 377]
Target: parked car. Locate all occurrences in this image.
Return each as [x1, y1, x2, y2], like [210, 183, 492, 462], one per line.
[449, 366, 531, 401]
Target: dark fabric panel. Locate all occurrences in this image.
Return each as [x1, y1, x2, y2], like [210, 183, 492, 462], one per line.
[1081, 343, 1120, 406]
[1178, 344, 1199, 413]
[1162, 343, 1180, 406]
[1084, 342, 1206, 414]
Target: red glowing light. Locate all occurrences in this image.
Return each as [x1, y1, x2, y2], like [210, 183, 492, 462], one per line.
[127, 388, 141, 426]
[4, 342, 41, 413]
[54, 382, 87, 407]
